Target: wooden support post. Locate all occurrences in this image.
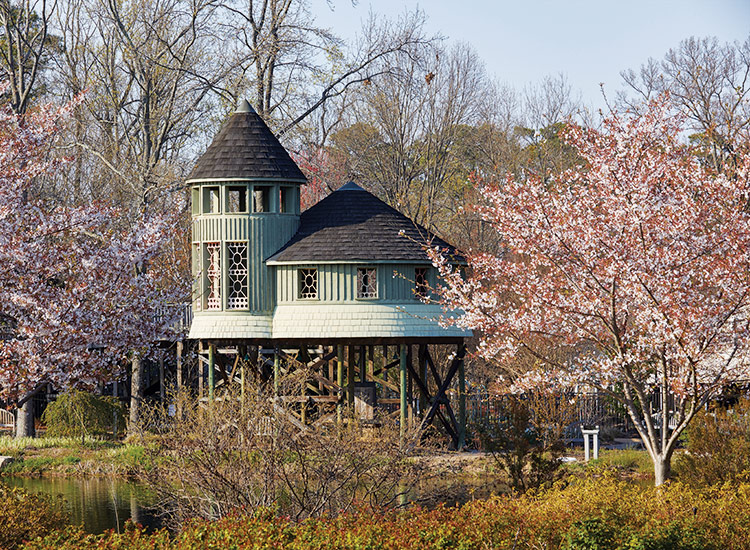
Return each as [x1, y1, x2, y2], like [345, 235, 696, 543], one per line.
[458, 345, 467, 450]
[347, 346, 355, 408]
[400, 344, 407, 440]
[198, 341, 204, 399]
[368, 346, 374, 380]
[273, 348, 280, 395]
[407, 345, 414, 426]
[176, 341, 183, 392]
[359, 346, 366, 382]
[159, 356, 165, 402]
[208, 344, 215, 401]
[337, 345, 344, 422]
[418, 345, 428, 416]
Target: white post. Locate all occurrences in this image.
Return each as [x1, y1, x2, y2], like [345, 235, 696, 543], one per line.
[582, 425, 590, 461]
[581, 425, 600, 462]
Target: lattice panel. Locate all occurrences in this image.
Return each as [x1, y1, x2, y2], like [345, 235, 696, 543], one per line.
[357, 267, 377, 298]
[415, 267, 428, 299]
[227, 242, 248, 309]
[206, 242, 221, 310]
[193, 244, 202, 311]
[298, 268, 318, 299]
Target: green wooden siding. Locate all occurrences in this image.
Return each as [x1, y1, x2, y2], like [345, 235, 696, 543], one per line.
[276, 263, 435, 304]
[191, 194, 300, 314]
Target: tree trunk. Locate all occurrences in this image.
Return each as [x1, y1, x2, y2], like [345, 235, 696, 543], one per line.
[129, 354, 143, 434]
[15, 399, 35, 438]
[653, 454, 671, 486]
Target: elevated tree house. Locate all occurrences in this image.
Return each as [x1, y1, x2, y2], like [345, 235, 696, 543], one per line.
[187, 101, 470, 447]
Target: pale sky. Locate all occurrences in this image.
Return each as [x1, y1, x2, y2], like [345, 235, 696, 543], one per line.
[312, 0, 750, 110]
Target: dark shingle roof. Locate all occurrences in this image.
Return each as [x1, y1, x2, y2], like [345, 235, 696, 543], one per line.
[266, 182, 463, 264]
[187, 101, 307, 183]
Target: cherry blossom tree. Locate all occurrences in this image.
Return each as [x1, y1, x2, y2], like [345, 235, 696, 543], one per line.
[0, 91, 185, 436]
[431, 97, 750, 485]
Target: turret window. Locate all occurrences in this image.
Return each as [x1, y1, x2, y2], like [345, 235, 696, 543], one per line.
[280, 186, 294, 213]
[227, 242, 249, 309]
[298, 268, 318, 299]
[203, 187, 220, 214]
[253, 185, 272, 213]
[205, 242, 221, 310]
[191, 188, 200, 215]
[357, 267, 377, 299]
[227, 186, 248, 213]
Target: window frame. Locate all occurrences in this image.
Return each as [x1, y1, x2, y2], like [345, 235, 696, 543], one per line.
[297, 267, 319, 300]
[356, 266, 378, 300]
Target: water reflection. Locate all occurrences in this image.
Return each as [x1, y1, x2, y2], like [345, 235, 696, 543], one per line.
[4, 476, 161, 534]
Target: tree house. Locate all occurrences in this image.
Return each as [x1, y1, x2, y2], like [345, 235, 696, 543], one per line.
[186, 101, 471, 448]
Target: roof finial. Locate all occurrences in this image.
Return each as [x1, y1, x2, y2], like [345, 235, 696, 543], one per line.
[236, 99, 255, 114]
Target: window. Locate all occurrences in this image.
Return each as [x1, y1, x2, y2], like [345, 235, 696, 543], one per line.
[298, 268, 318, 299]
[226, 186, 248, 213]
[203, 187, 221, 214]
[192, 243, 202, 311]
[226, 242, 248, 309]
[253, 185, 272, 212]
[415, 267, 429, 299]
[279, 186, 294, 213]
[205, 242, 221, 309]
[357, 267, 377, 299]
[191, 187, 200, 216]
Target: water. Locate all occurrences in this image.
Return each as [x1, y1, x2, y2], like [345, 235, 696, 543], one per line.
[4, 476, 162, 534]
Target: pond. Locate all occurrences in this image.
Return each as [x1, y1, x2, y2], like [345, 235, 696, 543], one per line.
[5, 476, 162, 534]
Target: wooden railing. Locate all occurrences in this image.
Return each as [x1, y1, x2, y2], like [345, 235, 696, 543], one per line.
[0, 409, 14, 429]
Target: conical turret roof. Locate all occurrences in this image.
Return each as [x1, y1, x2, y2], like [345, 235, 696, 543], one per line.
[188, 100, 307, 183]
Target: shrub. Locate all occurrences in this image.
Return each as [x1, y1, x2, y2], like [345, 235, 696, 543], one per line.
[474, 395, 565, 492]
[0, 483, 69, 550]
[41, 391, 126, 439]
[20, 477, 750, 550]
[676, 398, 750, 486]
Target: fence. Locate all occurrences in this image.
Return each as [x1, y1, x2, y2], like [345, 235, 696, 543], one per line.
[465, 389, 638, 440]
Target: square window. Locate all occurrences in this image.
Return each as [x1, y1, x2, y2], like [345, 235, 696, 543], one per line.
[203, 187, 221, 214]
[357, 267, 377, 299]
[253, 185, 272, 213]
[227, 186, 248, 213]
[280, 186, 294, 213]
[415, 267, 428, 299]
[191, 187, 200, 215]
[298, 268, 318, 299]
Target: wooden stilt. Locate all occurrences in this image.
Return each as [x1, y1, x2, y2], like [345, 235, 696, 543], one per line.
[159, 356, 165, 402]
[407, 345, 414, 426]
[176, 341, 183, 392]
[208, 344, 215, 401]
[337, 345, 344, 421]
[400, 344, 407, 440]
[273, 348, 280, 395]
[458, 345, 467, 450]
[347, 345, 355, 408]
[418, 345, 428, 416]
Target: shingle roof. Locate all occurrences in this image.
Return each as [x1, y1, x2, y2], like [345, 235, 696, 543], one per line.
[266, 182, 463, 264]
[187, 101, 307, 183]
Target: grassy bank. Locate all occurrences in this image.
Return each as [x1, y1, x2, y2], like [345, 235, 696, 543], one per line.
[0, 436, 147, 477]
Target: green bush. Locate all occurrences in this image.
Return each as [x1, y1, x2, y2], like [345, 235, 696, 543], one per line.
[676, 398, 750, 486]
[474, 395, 564, 492]
[0, 483, 69, 550]
[41, 391, 126, 439]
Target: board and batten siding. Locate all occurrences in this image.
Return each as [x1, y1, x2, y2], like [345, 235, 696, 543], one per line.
[192, 213, 299, 313]
[276, 263, 436, 304]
